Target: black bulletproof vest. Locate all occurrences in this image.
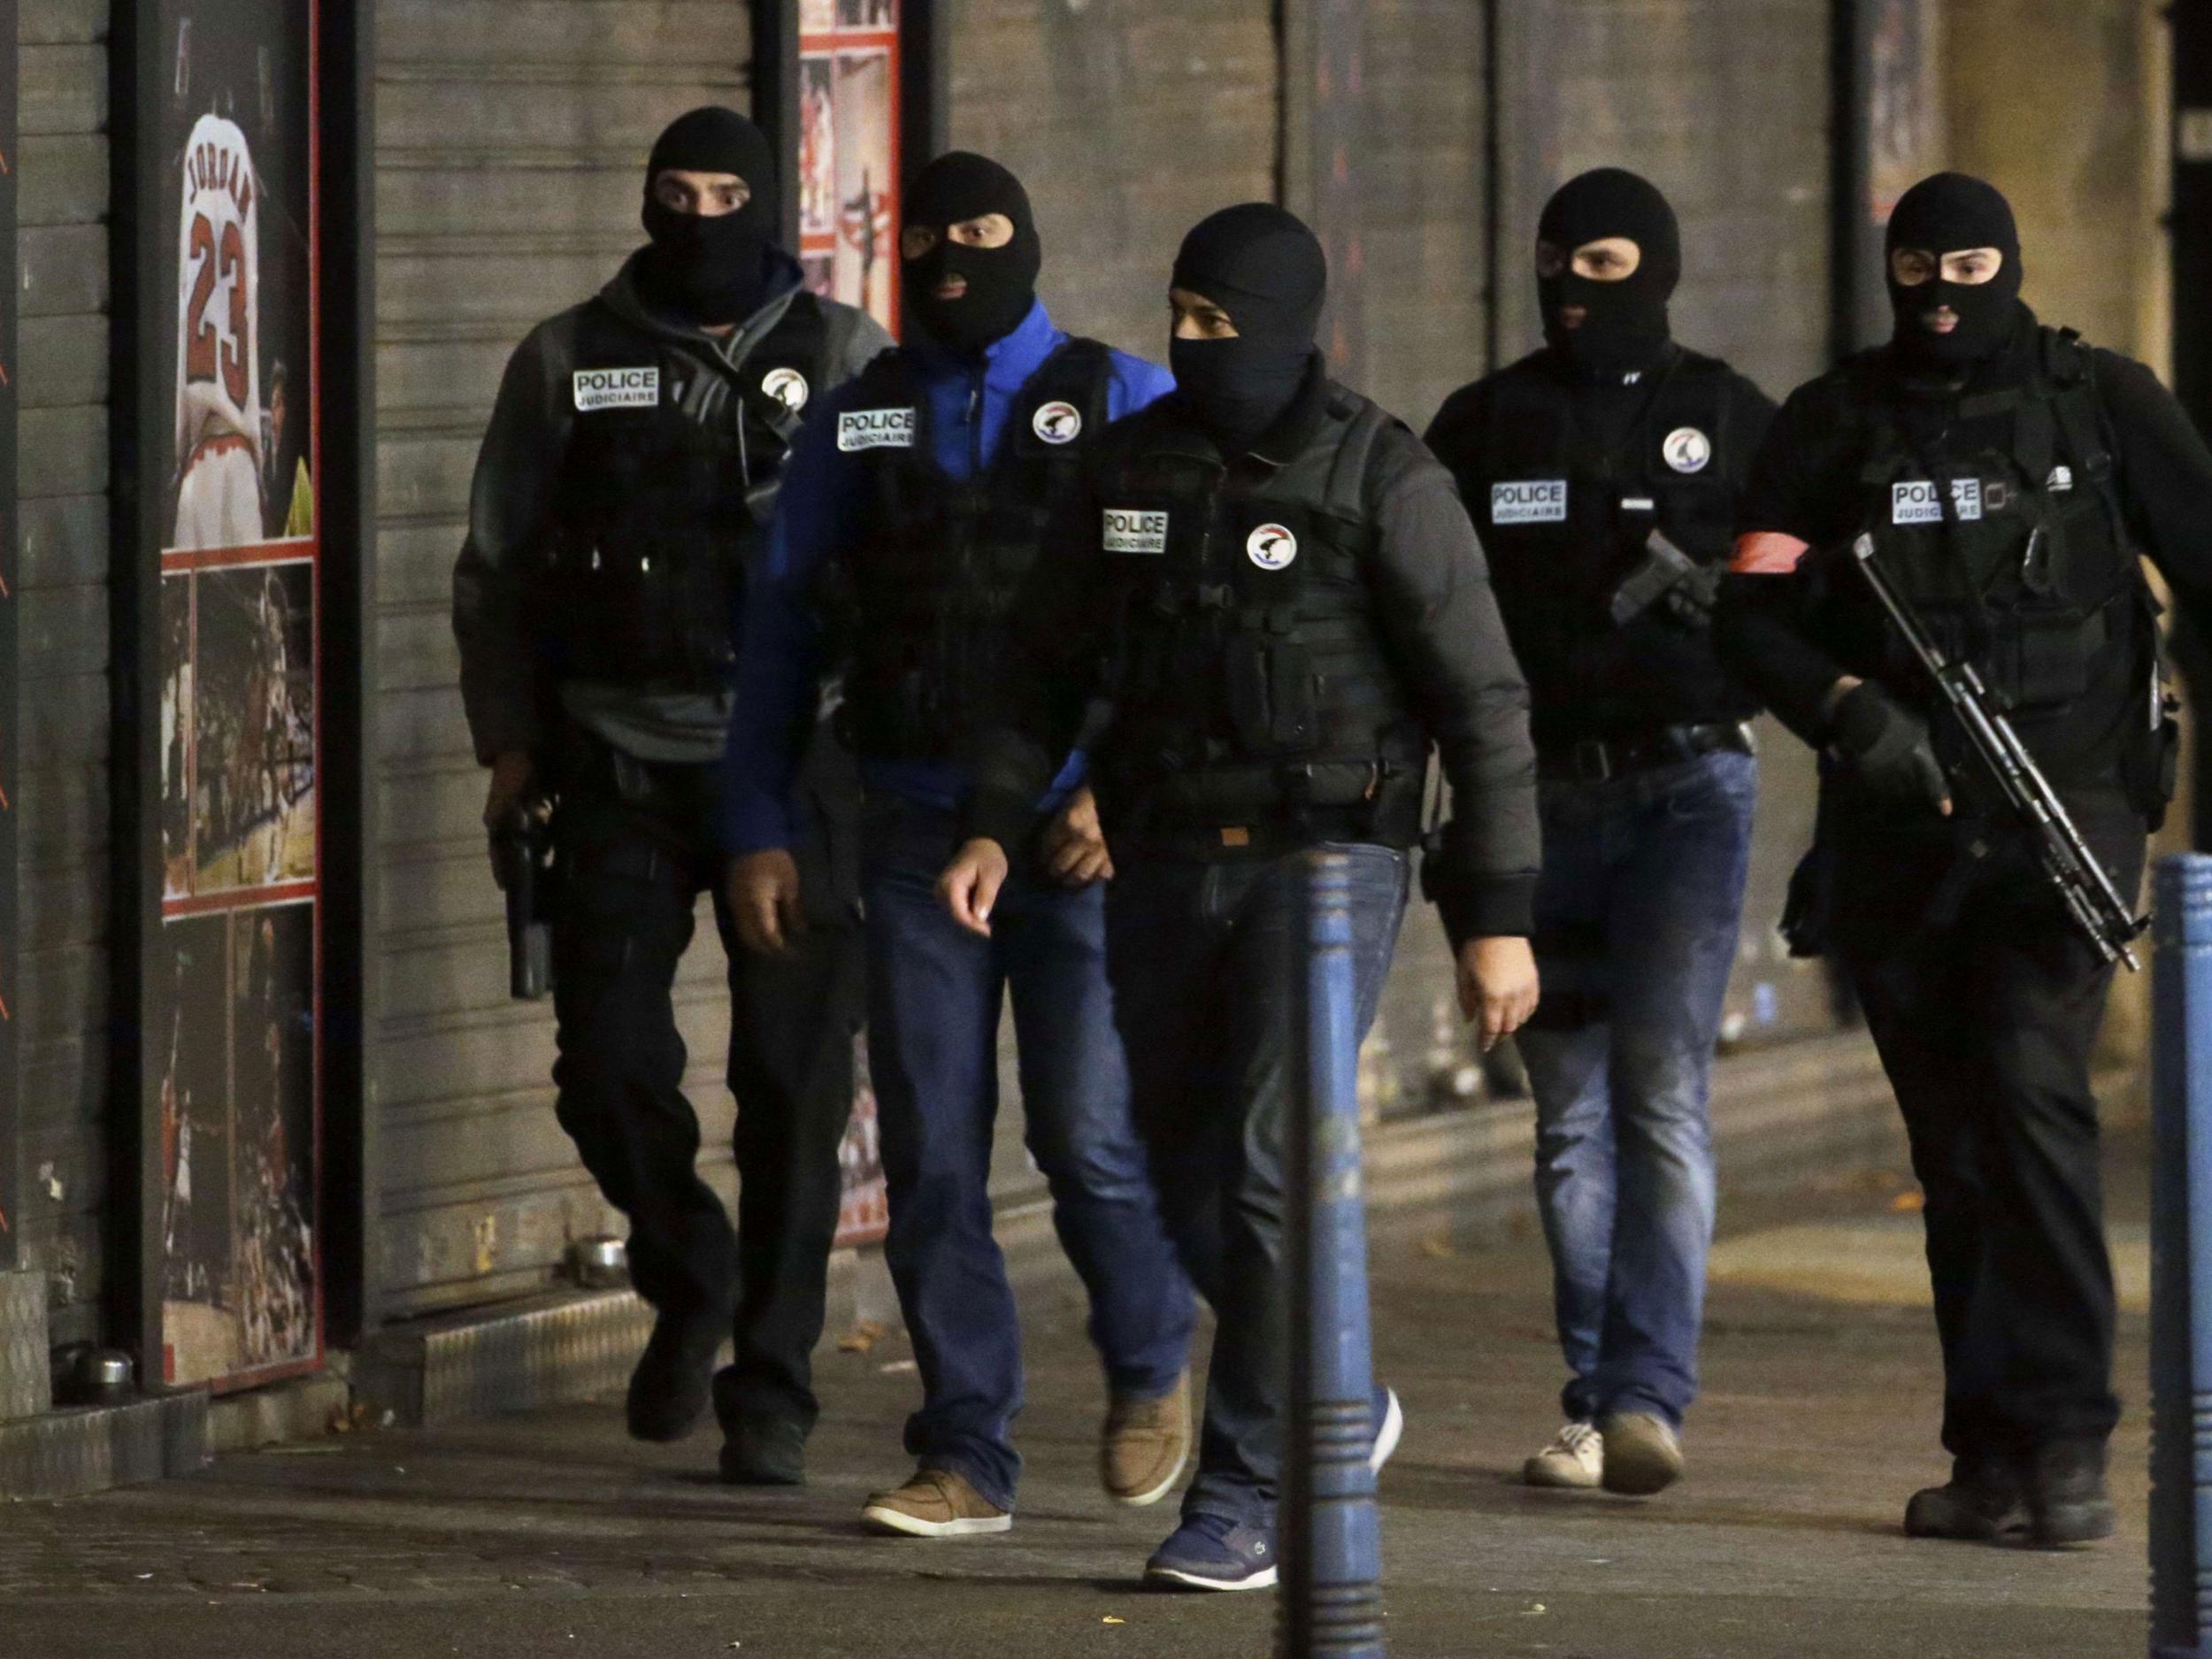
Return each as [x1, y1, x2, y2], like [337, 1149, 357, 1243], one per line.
[1823, 328, 2147, 764]
[1471, 350, 1739, 727]
[537, 290, 829, 688]
[1089, 387, 1428, 846]
[830, 339, 1115, 762]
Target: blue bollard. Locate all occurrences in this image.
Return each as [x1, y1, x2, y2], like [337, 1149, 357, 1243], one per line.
[2151, 853, 2212, 1659]
[1280, 851, 1386, 1659]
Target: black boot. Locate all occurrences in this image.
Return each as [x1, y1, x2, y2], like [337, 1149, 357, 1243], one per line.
[712, 1366, 809, 1484]
[1903, 1455, 2028, 1541]
[2022, 1440, 2115, 1548]
[719, 1417, 807, 1486]
[625, 1308, 727, 1442]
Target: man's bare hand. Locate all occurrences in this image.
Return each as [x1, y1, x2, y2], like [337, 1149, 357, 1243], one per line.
[483, 751, 536, 887]
[728, 849, 806, 955]
[1456, 935, 1540, 1053]
[1040, 786, 1114, 887]
[939, 838, 1011, 937]
[484, 751, 535, 828]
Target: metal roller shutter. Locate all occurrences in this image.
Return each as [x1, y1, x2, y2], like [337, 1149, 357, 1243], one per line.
[371, 0, 755, 1317]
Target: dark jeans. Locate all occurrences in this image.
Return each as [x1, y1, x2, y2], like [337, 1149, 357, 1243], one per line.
[549, 736, 864, 1435]
[1106, 843, 1409, 1530]
[1517, 749, 1756, 1429]
[1828, 795, 2147, 1459]
[862, 800, 1193, 1511]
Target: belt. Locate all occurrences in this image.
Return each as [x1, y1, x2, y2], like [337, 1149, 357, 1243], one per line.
[1536, 721, 1754, 784]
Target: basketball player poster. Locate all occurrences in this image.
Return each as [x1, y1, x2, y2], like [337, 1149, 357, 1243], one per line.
[148, 0, 322, 1390]
[797, 0, 901, 334]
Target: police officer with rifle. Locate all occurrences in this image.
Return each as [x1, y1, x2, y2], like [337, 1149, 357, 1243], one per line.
[452, 109, 890, 1484]
[1718, 172, 2212, 1548]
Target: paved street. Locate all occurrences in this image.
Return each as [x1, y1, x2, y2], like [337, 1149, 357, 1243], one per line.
[0, 1133, 2155, 1659]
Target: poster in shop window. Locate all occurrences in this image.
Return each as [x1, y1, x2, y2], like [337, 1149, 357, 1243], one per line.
[797, 0, 901, 334]
[793, 0, 902, 1244]
[149, 0, 321, 1389]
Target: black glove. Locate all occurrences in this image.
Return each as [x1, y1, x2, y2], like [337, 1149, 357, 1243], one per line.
[1829, 682, 1949, 812]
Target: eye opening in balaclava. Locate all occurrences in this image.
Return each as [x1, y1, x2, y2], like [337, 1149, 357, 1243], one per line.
[638, 106, 780, 326]
[1535, 167, 1679, 376]
[1883, 171, 2024, 371]
[1167, 202, 1327, 455]
[901, 151, 1041, 355]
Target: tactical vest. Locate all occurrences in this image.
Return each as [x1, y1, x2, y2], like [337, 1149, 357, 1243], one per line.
[536, 290, 829, 688]
[1829, 328, 2149, 729]
[1088, 387, 1429, 849]
[830, 338, 1115, 762]
[1472, 351, 1738, 670]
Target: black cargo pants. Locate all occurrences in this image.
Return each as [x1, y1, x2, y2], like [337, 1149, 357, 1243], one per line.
[1827, 795, 2147, 1462]
[548, 721, 864, 1434]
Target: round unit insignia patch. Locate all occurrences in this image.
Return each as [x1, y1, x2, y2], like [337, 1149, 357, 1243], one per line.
[762, 367, 810, 412]
[1247, 523, 1298, 571]
[1663, 426, 1712, 474]
[1033, 401, 1083, 444]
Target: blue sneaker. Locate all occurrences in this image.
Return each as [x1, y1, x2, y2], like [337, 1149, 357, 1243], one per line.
[1143, 1512, 1278, 1592]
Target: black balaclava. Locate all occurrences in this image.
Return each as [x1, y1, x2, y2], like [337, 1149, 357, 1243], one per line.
[639, 107, 780, 326]
[1537, 168, 1680, 376]
[1168, 203, 1327, 453]
[1885, 172, 2024, 371]
[902, 152, 1041, 355]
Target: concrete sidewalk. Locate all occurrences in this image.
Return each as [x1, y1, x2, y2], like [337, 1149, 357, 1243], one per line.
[0, 1142, 2153, 1659]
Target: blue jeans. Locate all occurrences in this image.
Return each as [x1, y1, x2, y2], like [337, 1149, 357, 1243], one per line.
[1106, 843, 1409, 1529]
[1517, 749, 1756, 1430]
[862, 800, 1194, 1509]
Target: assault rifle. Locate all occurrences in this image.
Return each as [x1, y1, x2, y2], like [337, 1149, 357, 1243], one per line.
[1611, 527, 1721, 629]
[491, 800, 557, 1001]
[1847, 533, 2148, 972]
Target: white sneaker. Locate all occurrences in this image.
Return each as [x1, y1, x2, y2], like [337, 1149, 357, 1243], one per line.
[1597, 1410, 1684, 1496]
[1523, 1421, 1604, 1489]
[1370, 1389, 1404, 1475]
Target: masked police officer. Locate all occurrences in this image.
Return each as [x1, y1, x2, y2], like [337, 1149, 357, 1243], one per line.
[1719, 172, 2212, 1546]
[939, 203, 1542, 1589]
[722, 152, 1194, 1540]
[1425, 170, 1774, 1498]
[452, 108, 890, 1484]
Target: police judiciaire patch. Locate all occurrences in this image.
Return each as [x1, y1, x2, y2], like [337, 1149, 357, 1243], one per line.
[838, 408, 917, 451]
[1103, 508, 1168, 555]
[1491, 480, 1568, 525]
[1892, 477, 1983, 526]
[1033, 401, 1083, 444]
[1247, 523, 1297, 570]
[573, 366, 660, 411]
[762, 366, 810, 412]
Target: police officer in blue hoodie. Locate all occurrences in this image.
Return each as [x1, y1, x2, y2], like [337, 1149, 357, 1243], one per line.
[722, 152, 1195, 1539]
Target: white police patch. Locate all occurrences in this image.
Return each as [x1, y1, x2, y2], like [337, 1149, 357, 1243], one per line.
[1663, 426, 1713, 474]
[762, 366, 810, 412]
[1248, 523, 1298, 571]
[2048, 465, 2075, 493]
[1491, 480, 1568, 526]
[573, 366, 660, 411]
[837, 408, 917, 451]
[1103, 508, 1168, 555]
[1033, 401, 1083, 444]
[1892, 478, 1984, 526]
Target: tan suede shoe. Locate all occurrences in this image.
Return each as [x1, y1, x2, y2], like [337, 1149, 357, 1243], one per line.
[859, 1467, 1013, 1538]
[1101, 1370, 1192, 1507]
